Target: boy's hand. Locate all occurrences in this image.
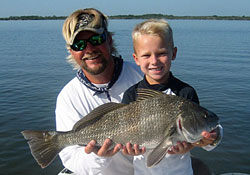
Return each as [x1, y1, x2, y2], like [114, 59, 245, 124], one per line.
[85, 139, 122, 157]
[167, 141, 194, 154]
[192, 130, 218, 147]
[122, 143, 146, 156]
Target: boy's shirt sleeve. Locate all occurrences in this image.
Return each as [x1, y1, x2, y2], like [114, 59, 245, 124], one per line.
[121, 86, 137, 104]
[122, 91, 133, 104]
[178, 87, 200, 105]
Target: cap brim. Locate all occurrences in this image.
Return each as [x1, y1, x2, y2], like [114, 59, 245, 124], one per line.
[70, 27, 104, 45]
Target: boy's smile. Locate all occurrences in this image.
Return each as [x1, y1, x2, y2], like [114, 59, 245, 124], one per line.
[133, 34, 177, 85]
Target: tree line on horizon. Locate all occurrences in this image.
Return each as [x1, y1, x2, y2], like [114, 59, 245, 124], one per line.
[1, 14, 250, 20]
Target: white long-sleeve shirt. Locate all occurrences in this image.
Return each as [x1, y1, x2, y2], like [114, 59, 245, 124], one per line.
[55, 61, 143, 175]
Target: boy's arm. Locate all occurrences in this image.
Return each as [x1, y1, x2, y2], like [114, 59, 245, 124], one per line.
[168, 124, 223, 155]
[167, 141, 194, 154]
[180, 86, 223, 151]
[192, 125, 223, 151]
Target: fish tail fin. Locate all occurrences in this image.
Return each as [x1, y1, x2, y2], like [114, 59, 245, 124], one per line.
[21, 130, 62, 168]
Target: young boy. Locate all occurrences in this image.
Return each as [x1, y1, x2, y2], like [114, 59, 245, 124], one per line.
[122, 19, 222, 175]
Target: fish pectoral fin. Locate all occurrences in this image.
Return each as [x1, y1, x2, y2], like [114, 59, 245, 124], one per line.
[73, 102, 127, 131]
[146, 139, 171, 167]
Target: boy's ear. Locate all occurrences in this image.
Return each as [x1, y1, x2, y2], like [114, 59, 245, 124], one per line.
[133, 53, 140, 66]
[172, 47, 177, 60]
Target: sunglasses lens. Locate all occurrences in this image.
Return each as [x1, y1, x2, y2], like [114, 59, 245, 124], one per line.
[71, 40, 86, 51]
[70, 33, 106, 51]
[89, 33, 106, 46]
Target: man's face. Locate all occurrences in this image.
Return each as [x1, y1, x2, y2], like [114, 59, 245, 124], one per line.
[70, 31, 112, 75]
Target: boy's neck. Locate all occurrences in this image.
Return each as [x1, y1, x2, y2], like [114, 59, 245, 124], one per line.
[146, 72, 170, 85]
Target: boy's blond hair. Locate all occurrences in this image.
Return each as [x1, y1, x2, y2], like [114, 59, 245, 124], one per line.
[132, 19, 174, 52]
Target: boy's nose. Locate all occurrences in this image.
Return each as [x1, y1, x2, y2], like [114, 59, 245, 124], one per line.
[150, 55, 158, 64]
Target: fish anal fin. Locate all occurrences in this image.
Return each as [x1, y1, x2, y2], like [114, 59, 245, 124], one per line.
[136, 88, 164, 102]
[147, 138, 172, 167]
[73, 102, 127, 131]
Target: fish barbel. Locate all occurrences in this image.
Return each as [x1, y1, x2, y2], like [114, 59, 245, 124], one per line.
[21, 88, 220, 168]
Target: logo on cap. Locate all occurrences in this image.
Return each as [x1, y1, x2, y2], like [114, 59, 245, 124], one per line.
[75, 13, 95, 32]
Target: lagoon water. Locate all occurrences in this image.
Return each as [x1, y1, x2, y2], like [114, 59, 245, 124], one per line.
[0, 19, 250, 174]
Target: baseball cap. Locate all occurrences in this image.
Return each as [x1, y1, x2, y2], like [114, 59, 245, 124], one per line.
[64, 8, 108, 45]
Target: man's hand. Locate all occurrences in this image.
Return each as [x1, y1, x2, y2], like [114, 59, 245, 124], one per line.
[85, 139, 122, 157]
[122, 143, 146, 156]
[167, 141, 194, 154]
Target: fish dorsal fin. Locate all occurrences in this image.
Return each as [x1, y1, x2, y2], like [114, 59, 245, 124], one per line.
[73, 102, 127, 131]
[136, 88, 164, 102]
[147, 137, 172, 167]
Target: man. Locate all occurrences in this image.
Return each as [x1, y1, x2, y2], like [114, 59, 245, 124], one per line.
[56, 8, 143, 175]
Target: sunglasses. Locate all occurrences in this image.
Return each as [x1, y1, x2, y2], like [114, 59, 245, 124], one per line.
[70, 33, 107, 51]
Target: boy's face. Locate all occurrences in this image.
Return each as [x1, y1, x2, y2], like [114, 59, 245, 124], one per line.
[133, 34, 177, 84]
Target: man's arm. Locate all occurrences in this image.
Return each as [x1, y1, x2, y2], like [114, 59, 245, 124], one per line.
[56, 93, 115, 174]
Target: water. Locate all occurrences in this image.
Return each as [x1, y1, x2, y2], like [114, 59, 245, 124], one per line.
[0, 19, 249, 174]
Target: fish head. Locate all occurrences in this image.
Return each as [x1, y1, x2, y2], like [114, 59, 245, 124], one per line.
[177, 103, 220, 143]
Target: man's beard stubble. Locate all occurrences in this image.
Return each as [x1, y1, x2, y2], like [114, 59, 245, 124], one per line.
[80, 56, 108, 75]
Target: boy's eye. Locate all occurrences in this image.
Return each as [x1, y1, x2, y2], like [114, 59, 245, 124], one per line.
[159, 51, 168, 56]
[156, 53, 166, 57]
[141, 54, 150, 58]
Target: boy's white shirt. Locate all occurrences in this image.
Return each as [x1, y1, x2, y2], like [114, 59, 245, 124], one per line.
[134, 152, 193, 175]
[56, 61, 143, 175]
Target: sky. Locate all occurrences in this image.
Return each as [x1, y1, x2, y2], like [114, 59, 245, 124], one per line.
[1, 0, 250, 18]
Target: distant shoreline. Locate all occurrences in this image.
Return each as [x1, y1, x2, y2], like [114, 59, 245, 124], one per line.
[1, 14, 250, 21]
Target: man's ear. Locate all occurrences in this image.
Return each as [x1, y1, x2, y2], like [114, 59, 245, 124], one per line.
[172, 47, 177, 60]
[69, 49, 73, 55]
[108, 34, 112, 45]
[133, 53, 140, 66]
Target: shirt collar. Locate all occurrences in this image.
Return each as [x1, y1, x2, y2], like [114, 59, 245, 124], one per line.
[141, 72, 174, 91]
[77, 56, 123, 101]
